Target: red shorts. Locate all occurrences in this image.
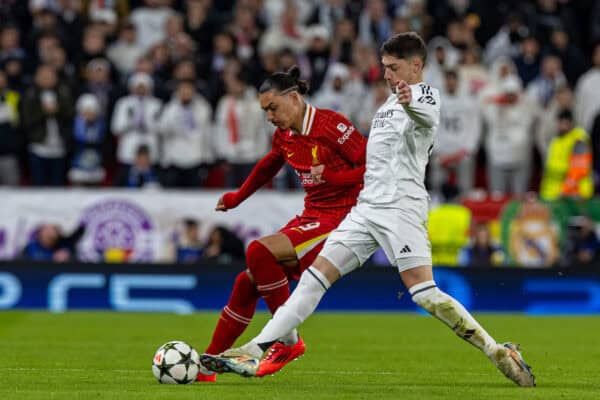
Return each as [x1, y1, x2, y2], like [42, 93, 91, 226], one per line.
[278, 214, 342, 280]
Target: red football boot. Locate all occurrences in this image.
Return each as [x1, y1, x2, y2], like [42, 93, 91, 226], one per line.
[196, 364, 217, 382]
[256, 336, 306, 377]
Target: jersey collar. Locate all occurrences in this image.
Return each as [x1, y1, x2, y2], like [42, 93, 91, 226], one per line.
[300, 103, 316, 136]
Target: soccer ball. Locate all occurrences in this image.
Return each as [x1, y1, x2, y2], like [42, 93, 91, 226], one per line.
[152, 341, 200, 384]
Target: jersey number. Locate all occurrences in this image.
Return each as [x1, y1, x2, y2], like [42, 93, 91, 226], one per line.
[298, 222, 321, 231]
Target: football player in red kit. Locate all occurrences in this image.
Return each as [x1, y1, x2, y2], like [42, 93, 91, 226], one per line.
[197, 66, 367, 381]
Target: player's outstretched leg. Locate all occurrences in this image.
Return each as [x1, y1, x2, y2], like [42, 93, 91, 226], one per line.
[202, 261, 334, 377]
[408, 278, 535, 387]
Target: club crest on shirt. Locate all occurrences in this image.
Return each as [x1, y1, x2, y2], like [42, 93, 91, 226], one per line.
[336, 123, 348, 133]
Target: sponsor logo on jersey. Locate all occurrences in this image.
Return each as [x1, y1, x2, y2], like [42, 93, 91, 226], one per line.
[287, 152, 294, 158]
[337, 125, 355, 144]
[336, 123, 348, 133]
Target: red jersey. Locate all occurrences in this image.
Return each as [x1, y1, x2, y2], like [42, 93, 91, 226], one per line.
[222, 105, 367, 220]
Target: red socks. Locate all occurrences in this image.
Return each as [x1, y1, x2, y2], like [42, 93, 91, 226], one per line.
[205, 270, 259, 355]
[246, 241, 291, 314]
[204, 241, 291, 355]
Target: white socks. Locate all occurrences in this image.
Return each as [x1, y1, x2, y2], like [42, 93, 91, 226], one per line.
[244, 267, 331, 356]
[409, 280, 500, 358]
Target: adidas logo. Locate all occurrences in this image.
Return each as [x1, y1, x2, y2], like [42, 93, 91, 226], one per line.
[400, 245, 411, 254]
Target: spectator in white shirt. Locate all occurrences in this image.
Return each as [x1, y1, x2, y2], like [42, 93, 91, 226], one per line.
[574, 43, 600, 133]
[431, 70, 482, 199]
[214, 70, 268, 188]
[311, 62, 365, 127]
[158, 80, 213, 188]
[129, 0, 173, 51]
[482, 75, 538, 195]
[111, 73, 162, 165]
[106, 21, 144, 76]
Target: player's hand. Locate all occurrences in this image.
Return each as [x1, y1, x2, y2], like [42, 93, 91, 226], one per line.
[310, 164, 325, 184]
[396, 80, 412, 105]
[215, 195, 228, 212]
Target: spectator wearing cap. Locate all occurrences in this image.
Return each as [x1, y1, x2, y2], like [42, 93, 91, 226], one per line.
[541, 109, 593, 201]
[158, 80, 213, 188]
[129, 0, 174, 51]
[111, 72, 162, 166]
[526, 54, 567, 109]
[68, 93, 107, 186]
[21, 64, 74, 186]
[574, 43, 600, 134]
[311, 62, 365, 127]
[115, 144, 160, 188]
[0, 68, 21, 185]
[213, 68, 267, 188]
[107, 22, 144, 76]
[482, 75, 538, 195]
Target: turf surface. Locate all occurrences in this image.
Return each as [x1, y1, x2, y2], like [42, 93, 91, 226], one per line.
[1, 311, 599, 399]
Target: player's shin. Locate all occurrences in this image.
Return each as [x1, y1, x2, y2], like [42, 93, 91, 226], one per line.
[205, 271, 259, 355]
[244, 266, 331, 356]
[409, 280, 499, 358]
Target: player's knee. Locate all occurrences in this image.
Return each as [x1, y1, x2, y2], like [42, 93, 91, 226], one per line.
[246, 240, 271, 270]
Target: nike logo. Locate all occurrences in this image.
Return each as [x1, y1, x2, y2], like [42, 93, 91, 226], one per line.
[287, 152, 294, 158]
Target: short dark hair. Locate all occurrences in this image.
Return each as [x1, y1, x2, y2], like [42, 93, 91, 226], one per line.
[258, 65, 309, 95]
[380, 32, 427, 64]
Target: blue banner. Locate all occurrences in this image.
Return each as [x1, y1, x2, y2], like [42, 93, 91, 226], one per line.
[1, 262, 599, 314]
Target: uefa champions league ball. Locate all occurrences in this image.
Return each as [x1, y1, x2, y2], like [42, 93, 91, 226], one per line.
[152, 341, 200, 384]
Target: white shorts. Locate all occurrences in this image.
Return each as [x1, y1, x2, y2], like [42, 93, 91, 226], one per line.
[320, 198, 432, 275]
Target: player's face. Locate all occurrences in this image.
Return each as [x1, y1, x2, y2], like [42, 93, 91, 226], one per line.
[259, 90, 300, 130]
[382, 54, 421, 91]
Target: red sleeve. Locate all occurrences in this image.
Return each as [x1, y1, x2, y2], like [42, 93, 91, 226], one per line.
[322, 112, 367, 165]
[222, 134, 285, 208]
[321, 165, 365, 186]
[315, 112, 367, 186]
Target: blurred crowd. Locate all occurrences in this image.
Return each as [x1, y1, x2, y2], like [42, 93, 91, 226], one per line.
[0, 0, 598, 195]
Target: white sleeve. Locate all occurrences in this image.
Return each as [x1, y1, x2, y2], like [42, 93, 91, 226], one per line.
[465, 102, 483, 154]
[157, 103, 172, 137]
[401, 84, 441, 129]
[111, 98, 130, 136]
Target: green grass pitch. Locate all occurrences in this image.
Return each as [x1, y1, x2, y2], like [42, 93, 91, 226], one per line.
[1, 311, 600, 399]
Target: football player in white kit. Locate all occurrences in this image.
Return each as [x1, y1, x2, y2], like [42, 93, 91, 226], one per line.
[201, 32, 535, 387]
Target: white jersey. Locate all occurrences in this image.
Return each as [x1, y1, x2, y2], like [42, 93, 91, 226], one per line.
[434, 93, 481, 156]
[358, 83, 441, 207]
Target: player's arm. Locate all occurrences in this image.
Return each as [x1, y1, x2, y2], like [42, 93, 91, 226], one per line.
[396, 81, 440, 129]
[313, 115, 367, 186]
[217, 141, 285, 211]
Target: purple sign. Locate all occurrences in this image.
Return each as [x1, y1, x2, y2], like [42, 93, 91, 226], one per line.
[79, 199, 155, 262]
